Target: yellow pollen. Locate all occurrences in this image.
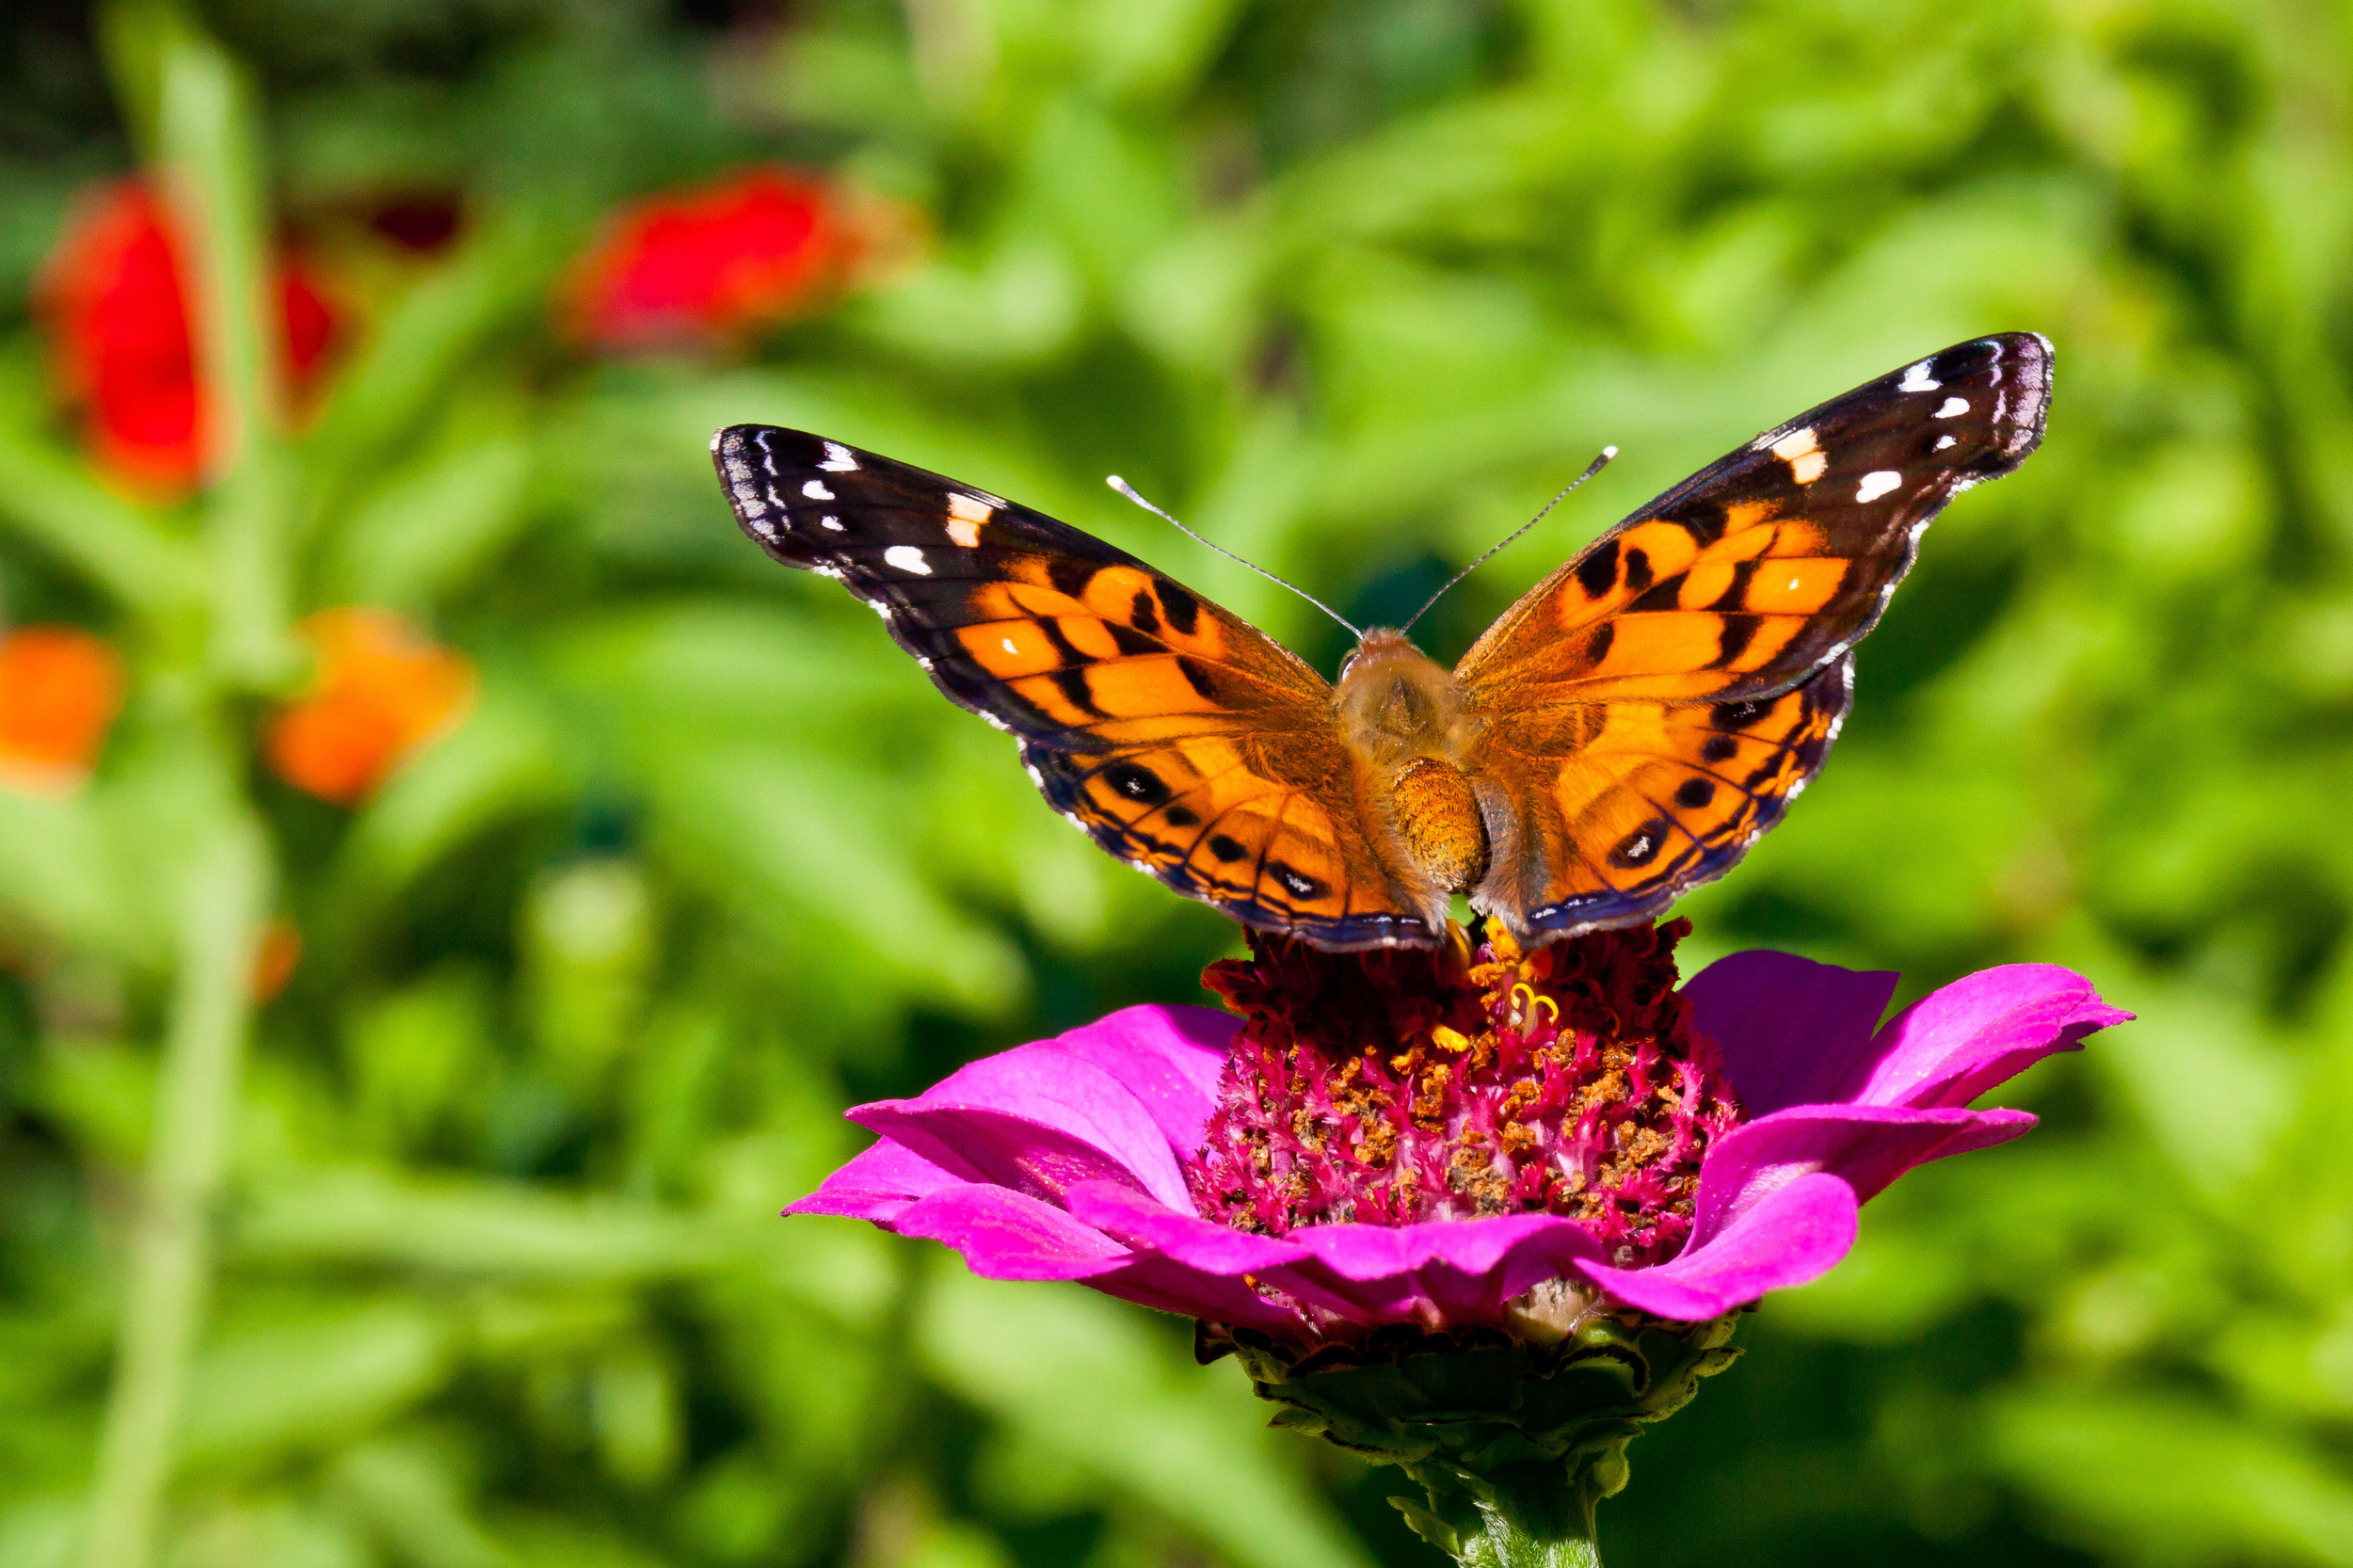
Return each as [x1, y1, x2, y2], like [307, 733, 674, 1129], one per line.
[1432, 1025, 1473, 1054]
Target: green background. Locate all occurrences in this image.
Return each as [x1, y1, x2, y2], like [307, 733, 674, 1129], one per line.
[3, 2, 2350, 1565]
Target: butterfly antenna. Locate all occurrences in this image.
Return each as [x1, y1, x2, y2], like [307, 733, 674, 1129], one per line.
[1399, 445, 1618, 635]
[1107, 476, 1365, 640]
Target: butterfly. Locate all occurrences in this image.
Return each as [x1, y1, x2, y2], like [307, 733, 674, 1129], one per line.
[712, 332, 2051, 951]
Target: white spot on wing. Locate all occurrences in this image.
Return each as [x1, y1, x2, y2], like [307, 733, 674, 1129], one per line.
[1771, 426, 1828, 486]
[1856, 470, 1902, 504]
[1934, 434, 1957, 451]
[819, 441, 858, 472]
[1933, 396, 1969, 418]
[884, 545, 932, 575]
[1000, 637, 1019, 655]
[948, 493, 995, 523]
[1898, 360, 1940, 392]
[803, 479, 835, 501]
[947, 518, 983, 548]
[822, 515, 844, 531]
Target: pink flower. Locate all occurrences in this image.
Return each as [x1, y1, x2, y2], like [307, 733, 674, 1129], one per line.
[791, 924, 2128, 1339]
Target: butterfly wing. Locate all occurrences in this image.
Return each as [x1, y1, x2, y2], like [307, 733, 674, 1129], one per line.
[1456, 332, 2052, 937]
[712, 426, 1442, 948]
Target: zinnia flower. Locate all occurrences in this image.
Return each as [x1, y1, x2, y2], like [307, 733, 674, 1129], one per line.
[795, 920, 2126, 1563]
[35, 180, 342, 496]
[557, 167, 875, 350]
[0, 627, 125, 796]
[263, 609, 473, 805]
[792, 920, 2128, 1336]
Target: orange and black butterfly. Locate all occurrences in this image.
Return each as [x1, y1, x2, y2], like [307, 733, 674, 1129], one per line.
[713, 332, 2051, 951]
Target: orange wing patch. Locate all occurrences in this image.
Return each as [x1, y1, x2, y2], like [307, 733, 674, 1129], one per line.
[1472, 656, 1851, 935]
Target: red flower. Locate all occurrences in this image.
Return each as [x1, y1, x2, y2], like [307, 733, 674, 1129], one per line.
[263, 609, 473, 805]
[0, 627, 124, 796]
[36, 180, 344, 496]
[558, 168, 886, 350]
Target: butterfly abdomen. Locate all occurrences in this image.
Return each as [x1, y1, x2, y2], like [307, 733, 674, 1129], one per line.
[1388, 757, 1489, 892]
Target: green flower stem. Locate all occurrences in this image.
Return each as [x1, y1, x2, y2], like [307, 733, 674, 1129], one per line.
[81, 815, 270, 1568]
[151, 11, 297, 688]
[1402, 1458, 1609, 1568]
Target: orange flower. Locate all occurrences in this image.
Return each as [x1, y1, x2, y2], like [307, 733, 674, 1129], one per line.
[264, 609, 473, 805]
[0, 627, 124, 796]
[36, 179, 344, 497]
[557, 167, 887, 350]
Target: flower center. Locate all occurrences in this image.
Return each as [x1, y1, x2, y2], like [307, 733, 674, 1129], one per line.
[1185, 919, 1740, 1267]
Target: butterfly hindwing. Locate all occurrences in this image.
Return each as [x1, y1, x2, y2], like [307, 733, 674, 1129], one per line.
[1474, 655, 1852, 935]
[1460, 332, 2051, 937]
[712, 425, 1440, 947]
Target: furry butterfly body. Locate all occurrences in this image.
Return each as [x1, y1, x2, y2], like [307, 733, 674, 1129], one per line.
[713, 332, 2051, 950]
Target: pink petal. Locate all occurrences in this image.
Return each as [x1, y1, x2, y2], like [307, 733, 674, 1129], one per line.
[888, 1185, 1132, 1280]
[1850, 965, 2133, 1110]
[784, 1137, 960, 1223]
[1683, 951, 1898, 1115]
[1087, 1256, 1308, 1333]
[1689, 1104, 2035, 1245]
[1046, 1004, 1234, 1153]
[1064, 1180, 1309, 1276]
[848, 1044, 1191, 1208]
[1271, 1214, 1607, 1326]
[1580, 1170, 1858, 1320]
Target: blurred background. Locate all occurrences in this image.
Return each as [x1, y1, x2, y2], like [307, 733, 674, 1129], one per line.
[1, 1, 2349, 1565]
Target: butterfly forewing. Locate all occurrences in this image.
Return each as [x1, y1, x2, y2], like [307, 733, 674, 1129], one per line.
[1458, 332, 2050, 939]
[712, 425, 1440, 947]
[1456, 332, 2051, 709]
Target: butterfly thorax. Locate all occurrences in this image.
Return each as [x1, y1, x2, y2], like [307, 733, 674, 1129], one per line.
[1334, 630, 1490, 896]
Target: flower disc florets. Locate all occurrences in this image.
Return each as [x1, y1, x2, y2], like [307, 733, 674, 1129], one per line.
[1186, 919, 1740, 1269]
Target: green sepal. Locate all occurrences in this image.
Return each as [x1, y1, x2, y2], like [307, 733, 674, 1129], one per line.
[1200, 1312, 1741, 1565]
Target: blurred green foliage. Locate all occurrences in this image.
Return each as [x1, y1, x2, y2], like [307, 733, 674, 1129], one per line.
[1, 1, 2350, 1566]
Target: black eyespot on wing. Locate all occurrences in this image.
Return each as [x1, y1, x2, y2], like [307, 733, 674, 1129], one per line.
[1178, 657, 1219, 701]
[1576, 537, 1621, 599]
[1608, 819, 1671, 870]
[1673, 778, 1716, 809]
[1622, 547, 1654, 595]
[1717, 616, 1759, 665]
[1156, 580, 1200, 636]
[1163, 806, 1200, 828]
[1701, 735, 1738, 764]
[1269, 862, 1328, 901]
[1102, 761, 1172, 807]
[1207, 834, 1248, 863]
[1048, 558, 1095, 600]
[1129, 590, 1160, 635]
